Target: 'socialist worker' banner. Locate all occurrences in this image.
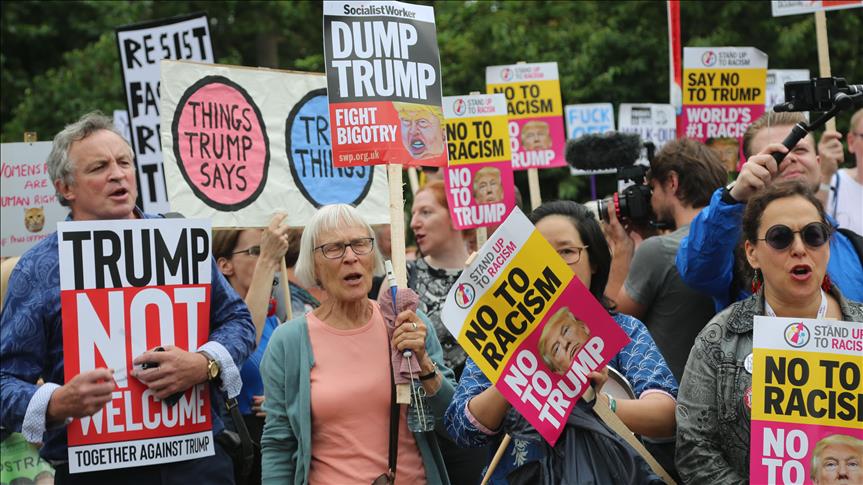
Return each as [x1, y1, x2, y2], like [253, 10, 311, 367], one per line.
[443, 93, 515, 230]
[681, 47, 767, 172]
[440, 208, 630, 444]
[59, 218, 214, 473]
[750, 316, 863, 484]
[486, 62, 566, 171]
[323, 1, 447, 168]
[116, 13, 214, 214]
[160, 60, 390, 228]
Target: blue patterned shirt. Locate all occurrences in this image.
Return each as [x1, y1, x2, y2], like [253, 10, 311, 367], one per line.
[444, 312, 678, 483]
[0, 213, 255, 462]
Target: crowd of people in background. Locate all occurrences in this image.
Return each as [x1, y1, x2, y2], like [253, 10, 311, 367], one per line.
[1, 107, 862, 485]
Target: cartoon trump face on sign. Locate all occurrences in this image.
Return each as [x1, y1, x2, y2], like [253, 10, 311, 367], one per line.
[473, 167, 504, 204]
[394, 103, 446, 160]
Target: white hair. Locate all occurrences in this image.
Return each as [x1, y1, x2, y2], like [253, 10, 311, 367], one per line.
[295, 204, 384, 288]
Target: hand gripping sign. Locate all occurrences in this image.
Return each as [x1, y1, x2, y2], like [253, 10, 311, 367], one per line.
[440, 208, 629, 444]
[486, 62, 566, 171]
[59, 218, 214, 473]
[443, 94, 515, 230]
[324, 1, 448, 168]
[750, 316, 863, 485]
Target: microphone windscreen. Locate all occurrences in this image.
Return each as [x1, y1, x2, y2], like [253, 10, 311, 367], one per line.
[565, 132, 643, 171]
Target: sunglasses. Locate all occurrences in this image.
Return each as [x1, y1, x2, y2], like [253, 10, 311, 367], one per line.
[757, 222, 831, 251]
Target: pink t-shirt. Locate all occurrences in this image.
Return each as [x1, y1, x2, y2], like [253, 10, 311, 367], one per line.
[307, 302, 427, 485]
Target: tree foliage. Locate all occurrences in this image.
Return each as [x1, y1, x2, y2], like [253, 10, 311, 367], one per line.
[2, 0, 860, 200]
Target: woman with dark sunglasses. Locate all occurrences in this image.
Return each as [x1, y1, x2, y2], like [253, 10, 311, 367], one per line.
[676, 181, 863, 484]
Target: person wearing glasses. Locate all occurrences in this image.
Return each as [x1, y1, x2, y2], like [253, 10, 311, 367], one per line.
[212, 214, 291, 482]
[445, 201, 678, 484]
[676, 181, 863, 485]
[259, 204, 455, 485]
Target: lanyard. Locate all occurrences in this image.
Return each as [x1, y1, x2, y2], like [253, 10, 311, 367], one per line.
[764, 289, 828, 319]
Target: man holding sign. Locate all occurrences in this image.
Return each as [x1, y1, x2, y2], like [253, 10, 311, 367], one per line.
[0, 113, 255, 483]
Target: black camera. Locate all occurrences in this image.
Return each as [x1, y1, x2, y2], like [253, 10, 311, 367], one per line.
[774, 77, 862, 113]
[595, 165, 654, 225]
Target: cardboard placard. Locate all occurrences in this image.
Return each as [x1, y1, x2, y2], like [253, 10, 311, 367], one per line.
[442, 94, 515, 230]
[159, 60, 390, 227]
[59, 218, 214, 473]
[440, 208, 629, 445]
[323, 1, 447, 168]
[0, 142, 69, 256]
[565, 103, 616, 176]
[618, 103, 677, 151]
[486, 63, 566, 171]
[750, 316, 863, 484]
[771, 0, 862, 16]
[116, 13, 215, 214]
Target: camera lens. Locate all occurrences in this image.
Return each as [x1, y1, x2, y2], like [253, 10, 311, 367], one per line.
[597, 199, 609, 223]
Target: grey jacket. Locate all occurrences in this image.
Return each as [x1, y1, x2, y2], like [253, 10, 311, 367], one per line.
[675, 287, 863, 484]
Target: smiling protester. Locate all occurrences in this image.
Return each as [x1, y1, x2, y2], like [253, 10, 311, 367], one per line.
[676, 181, 863, 484]
[259, 204, 454, 484]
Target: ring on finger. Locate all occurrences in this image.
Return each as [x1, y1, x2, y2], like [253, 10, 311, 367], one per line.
[412, 321, 418, 331]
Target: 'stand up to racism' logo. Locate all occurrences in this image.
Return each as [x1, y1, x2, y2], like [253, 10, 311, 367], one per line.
[501, 68, 513, 82]
[784, 322, 811, 348]
[453, 98, 467, 116]
[701, 50, 717, 67]
[455, 283, 476, 309]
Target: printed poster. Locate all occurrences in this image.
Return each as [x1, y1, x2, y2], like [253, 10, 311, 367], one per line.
[160, 60, 390, 228]
[750, 316, 863, 484]
[0, 142, 69, 257]
[59, 218, 214, 472]
[565, 103, 616, 176]
[771, 0, 862, 16]
[486, 62, 566, 170]
[443, 94, 515, 230]
[116, 13, 215, 214]
[324, 1, 447, 168]
[440, 208, 630, 444]
[0, 433, 55, 484]
[618, 103, 676, 151]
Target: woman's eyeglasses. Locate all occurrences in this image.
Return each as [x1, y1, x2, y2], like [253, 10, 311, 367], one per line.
[315, 237, 375, 259]
[232, 245, 261, 257]
[758, 222, 831, 251]
[556, 246, 589, 264]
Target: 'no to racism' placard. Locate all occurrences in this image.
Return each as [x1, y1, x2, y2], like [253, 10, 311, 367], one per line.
[324, 1, 447, 168]
[59, 218, 214, 473]
[486, 62, 566, 171]
[441, 208, 629, 444]
[116, 13, 214, 214]
[160, 60, 390, 228]
[443, 94, 515, 230]
[681, 47, 767, 171]
[750, 316, 863, 484]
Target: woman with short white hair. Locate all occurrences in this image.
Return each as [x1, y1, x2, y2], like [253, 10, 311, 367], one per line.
[260, 203, 455, 484]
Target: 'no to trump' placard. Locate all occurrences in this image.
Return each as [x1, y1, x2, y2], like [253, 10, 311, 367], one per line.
[486, 62, 566, 170]
[324, 1, 447, 168]
[750, 316, 863, 484]
[443, 94, 515, 230]
[441, 208, 629, 444]
[59, 218, 214, 473]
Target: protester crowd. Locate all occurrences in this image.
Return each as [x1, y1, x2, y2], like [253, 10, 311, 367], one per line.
[1, 106, 862, 485]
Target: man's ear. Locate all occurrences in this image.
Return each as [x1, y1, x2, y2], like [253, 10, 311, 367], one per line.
[55, 179, 75, 204]
[667, 171, 680, 195]
[217, 257, 234, 277]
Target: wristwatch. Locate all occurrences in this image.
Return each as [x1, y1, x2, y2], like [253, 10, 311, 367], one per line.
[199, 351, 221, 382]
[721, 181, 742, 205]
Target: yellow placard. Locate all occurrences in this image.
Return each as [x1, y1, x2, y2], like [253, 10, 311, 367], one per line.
[445, 115, 511, 165]
[486, 80, 563, 119]
[457, 231, 572, 381]
[683, 68, 767, 105]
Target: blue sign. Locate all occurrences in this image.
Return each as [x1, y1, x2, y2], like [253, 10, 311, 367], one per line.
[564, 103, 615, 140]
[286, 89, 374, 208]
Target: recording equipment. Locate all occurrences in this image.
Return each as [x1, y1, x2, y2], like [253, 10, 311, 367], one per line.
[771, 77, 862, 164]
[593, 165, 655, 225]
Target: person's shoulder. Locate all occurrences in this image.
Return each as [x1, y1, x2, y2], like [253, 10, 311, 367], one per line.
[270, 315, 310, 348]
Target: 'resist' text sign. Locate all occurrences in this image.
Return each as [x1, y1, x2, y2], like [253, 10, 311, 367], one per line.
[59, 218, 214, 473]
[440, 208, 629, 445]
[324, 1, 448, 168]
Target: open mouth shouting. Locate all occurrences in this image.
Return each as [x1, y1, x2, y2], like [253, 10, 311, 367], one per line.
[789, 264, 813, 282]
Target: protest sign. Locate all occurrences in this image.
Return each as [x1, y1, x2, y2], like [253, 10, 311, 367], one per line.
[0, 433, 54, 485]
[565, 103, 615, 140]
[618, 103, 676, 150]
[160, 60, 390, 227]
[114, 109, 133, 144]
[59, 218, 214, 472]
[771, 0, 862, 16]
[442, 94, 515, 230]
[440, 208, 630, 444]
[766, 69, 810, 112]
[1, 142, 69, 257]
[323, 1, 447, 168]
[750, 316, 863, 484]
[486, 63, 566, 171]
[681, 47, 767, 172]
[116, 13, 215, 215]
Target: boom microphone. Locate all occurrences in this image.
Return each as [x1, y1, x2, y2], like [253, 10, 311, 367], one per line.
[565, 132, 643, 171]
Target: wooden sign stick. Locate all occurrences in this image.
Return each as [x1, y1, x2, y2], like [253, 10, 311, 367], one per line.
[527, 168, 542, 210]
[281, 258, 292, 321]
[388, 164, 408, 287]
[407, 167, 420, 195]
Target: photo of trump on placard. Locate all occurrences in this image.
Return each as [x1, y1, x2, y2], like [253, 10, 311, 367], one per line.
[521, 120, 553, 151]
[473, 167, 504, 204]
[810, 434, 863, 485]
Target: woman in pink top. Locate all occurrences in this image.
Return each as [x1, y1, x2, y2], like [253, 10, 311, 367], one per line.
[260, 204, 455, 485]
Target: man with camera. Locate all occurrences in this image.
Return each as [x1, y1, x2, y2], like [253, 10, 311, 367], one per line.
[604, 138, 726, 381]
[676, 111, 863, 311]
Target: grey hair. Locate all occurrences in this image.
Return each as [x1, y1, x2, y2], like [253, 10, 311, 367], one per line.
[47, 111, 132, 206]
[295, 204, 385, 288]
